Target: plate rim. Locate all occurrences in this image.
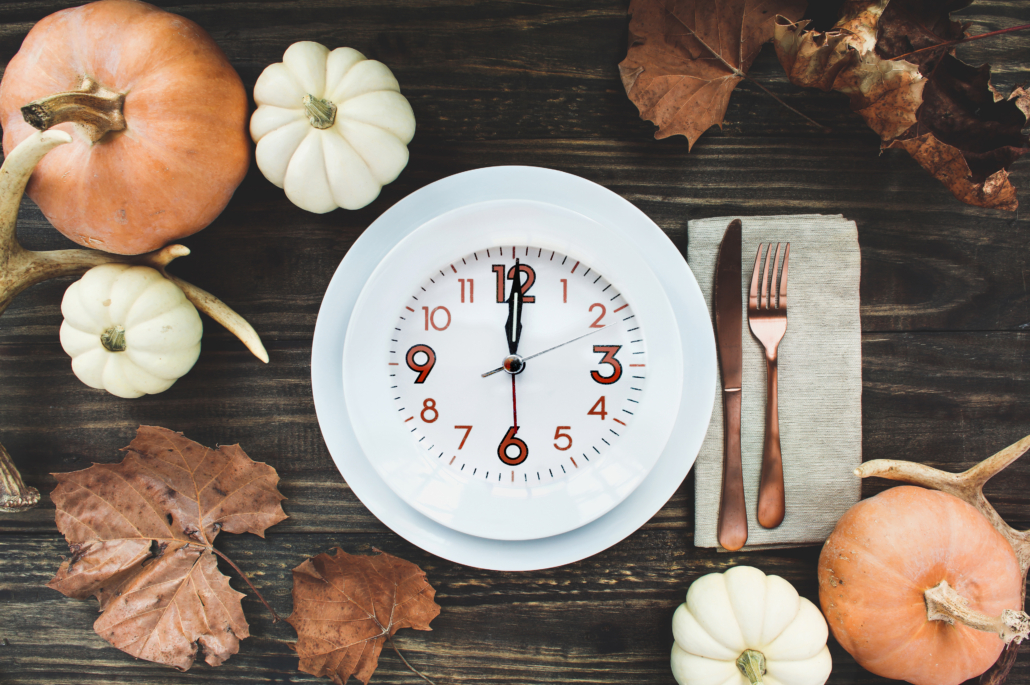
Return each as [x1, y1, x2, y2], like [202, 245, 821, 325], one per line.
[311, 165, 717, 571]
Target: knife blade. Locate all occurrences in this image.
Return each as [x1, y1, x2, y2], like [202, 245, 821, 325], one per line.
[714, 219, 747, 551]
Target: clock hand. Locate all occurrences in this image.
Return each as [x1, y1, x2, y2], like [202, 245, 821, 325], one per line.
[481, 322, 615, 377]
[504, 258, 524, 355]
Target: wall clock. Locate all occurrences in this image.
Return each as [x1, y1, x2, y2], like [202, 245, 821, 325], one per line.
[313, 167, 716, 567]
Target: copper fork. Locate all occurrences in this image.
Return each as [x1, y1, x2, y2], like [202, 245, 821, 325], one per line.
[747, 243, 790, 529]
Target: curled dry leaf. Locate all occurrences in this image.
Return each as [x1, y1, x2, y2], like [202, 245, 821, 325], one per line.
[775, 0, 1030, 210]
[48, 426, 287, 670]
[619, 0, 806, 148]
[288, 547, 441, 685]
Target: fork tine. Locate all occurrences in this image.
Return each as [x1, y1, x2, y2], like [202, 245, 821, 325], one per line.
[749, 243, 762, 310]
[761, 242, 773, 309]
[770, 243, 782, 309]
[778, 243, 790, 309]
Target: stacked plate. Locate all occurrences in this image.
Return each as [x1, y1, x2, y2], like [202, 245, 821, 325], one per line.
[311, 167, 716, 570]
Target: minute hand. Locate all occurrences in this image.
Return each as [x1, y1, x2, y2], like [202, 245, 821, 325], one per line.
[481, 323, 614, 378]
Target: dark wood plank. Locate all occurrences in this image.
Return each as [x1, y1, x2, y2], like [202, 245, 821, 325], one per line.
[0, 530, 907, 685]
[0, 330, 1026, 535]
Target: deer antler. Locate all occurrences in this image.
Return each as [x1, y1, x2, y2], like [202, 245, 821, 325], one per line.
[0, 129, 268, 513]
[857, 434, 1030, 685]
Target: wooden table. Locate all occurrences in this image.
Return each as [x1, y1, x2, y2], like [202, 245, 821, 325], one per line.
[2, 1, 1029, 683]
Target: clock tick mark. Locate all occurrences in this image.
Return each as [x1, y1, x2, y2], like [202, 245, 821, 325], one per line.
[561, 465, 566, 473]
[550, 252, 554, 260]
[593, 446, 600, 454]
[461, 464, 465, 471]
[631, 387, 642, 391]
[450, 265, 457, 273]
[627, 327, 639, 332]
[389, 363, 399, 366]
[582, 453, 590, 462]
[614, 304, 628, 313]
[561, 256, 567, 265]
[570, 457, 578, 468]
[570, 261, 579, 273]
[593, 275, 602, 284]
[421, 287, 427, 292]
[449, 456, 456, 465]
[609, 430, 619, 437]
[602, 438, 611, 445]
[429, 278, 435, 284]
[419, 437, 425, 442]
[602, 284, 611, 292]
[623, 409, 634, 415]
[473, 468, 477, 475]
[610, 293, 621, 301]
[623, 315, 635, 321]
[628, 398, 639, 404]
[613, 418, 627, 426]
[404, 416, 413, 421]
[549, 469, 554, 477]
[632, 375, 645, 379]
[439, 270, 445, 277]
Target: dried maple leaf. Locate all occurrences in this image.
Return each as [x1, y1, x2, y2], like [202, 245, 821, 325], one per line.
[620, 0, 807, 148]
[48, 426, 287, 670]
[288, 547, 441, 685]
[776, 0, 1030, 210]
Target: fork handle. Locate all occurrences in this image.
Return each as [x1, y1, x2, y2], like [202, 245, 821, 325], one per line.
[758, 357, 785, 528]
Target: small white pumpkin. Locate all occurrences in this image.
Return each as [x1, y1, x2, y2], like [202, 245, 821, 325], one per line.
[250, 41, 416, 213]
[60, 264, 202, 399]
[671, 566, 831, 685]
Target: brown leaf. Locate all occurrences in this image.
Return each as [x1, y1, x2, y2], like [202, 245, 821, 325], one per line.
[48, 426, 287, 670]
[774, 2, 926, 141]
[620, 0, 806, 148]
[288, 548, 441, 685]
[776, 0, 1030, 210]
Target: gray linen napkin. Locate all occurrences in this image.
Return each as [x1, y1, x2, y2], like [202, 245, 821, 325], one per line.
[688, 215, 862, 549]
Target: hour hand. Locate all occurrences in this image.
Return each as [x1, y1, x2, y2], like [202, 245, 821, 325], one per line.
[505, 258, 523, 355]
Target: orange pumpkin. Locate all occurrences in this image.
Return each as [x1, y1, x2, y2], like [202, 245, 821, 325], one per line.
[0, 0, 249, 255]
[819, 486, 1026, 685]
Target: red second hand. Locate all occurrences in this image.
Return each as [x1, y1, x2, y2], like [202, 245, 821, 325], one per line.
[511, 374, 518, 429]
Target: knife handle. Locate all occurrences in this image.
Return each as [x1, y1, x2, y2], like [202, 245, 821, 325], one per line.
[717, 390, 748, 551]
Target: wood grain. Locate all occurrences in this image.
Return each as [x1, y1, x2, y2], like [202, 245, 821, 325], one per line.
[0, 0, 1027, 684]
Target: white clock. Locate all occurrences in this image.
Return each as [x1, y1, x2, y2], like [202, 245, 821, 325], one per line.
[343, 200, 684, 540]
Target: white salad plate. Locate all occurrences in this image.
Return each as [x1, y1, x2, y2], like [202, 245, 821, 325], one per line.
[311, 166, 716, 570]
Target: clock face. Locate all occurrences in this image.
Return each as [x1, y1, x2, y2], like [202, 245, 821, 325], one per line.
[342, 198, 685, 540]
[390, 245, 646, 488]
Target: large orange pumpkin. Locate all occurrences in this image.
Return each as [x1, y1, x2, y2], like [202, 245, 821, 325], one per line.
[0, 0, 249, 255]
[819, 486, 1025, 685]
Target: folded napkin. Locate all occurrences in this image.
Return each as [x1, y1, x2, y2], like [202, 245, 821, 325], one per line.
[688, 215, 862, 549]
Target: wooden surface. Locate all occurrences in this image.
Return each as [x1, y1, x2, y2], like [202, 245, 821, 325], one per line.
[1, 0, 1030, 683]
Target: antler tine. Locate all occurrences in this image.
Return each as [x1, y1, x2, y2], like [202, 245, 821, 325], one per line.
[857, 434, 1030, 576]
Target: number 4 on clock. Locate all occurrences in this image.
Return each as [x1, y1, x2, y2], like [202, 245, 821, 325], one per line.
[588, 396, 607, 420]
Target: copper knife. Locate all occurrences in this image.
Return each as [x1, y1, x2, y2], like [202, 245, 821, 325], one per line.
[714, 219, 747, 551]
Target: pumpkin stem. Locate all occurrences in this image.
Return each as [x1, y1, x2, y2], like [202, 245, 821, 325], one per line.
[21, 76, 126, 144]
[101, 325, 127, 352]
[303, 94, 337, 129]
[925, 580, 1030, 645]
[735, 649, 767, 685]
[0, 440, 40, 512]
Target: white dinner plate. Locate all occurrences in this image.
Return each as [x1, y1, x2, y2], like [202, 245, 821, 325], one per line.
[312, 166, 716, 570]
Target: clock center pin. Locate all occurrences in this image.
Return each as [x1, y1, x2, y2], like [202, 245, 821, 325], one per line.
[502, 354, 525, 375]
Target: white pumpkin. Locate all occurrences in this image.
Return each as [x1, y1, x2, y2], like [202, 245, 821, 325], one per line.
[250, 41, 416, 213]
[671, 566, 831, 685]
[60, 264, 202, 399]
